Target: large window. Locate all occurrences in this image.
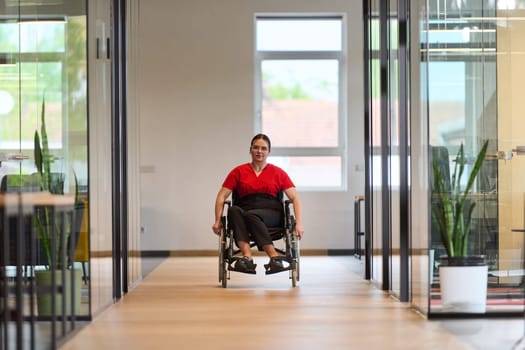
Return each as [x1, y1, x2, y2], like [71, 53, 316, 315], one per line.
[255, 16, 346, 190]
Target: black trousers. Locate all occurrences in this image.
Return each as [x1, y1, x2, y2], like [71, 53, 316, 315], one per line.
[228, 194, 283, 248]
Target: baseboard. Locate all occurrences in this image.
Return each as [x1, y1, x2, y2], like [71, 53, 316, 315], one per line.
[140, 250, 173, 258]
[327, 249, 353, 256]
[140, 249, 356, 257]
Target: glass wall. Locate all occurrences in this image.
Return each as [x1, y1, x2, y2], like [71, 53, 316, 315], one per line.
[366, 0, 410, 297]
[0, 0, 90, 342]
[368, 0, 384, 288]
[389, 0, 401, 299]
[366, 0, 525, 315]
[421, 0, 525, 315]
[410, 0, 431, 315]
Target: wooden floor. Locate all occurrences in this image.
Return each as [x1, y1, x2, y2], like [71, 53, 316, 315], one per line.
[60, 256, 522, 350]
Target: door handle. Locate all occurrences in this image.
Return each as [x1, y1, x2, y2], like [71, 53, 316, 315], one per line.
[497, 151, 513, 160]
[512, 146, 525, 155]
[488, 146, 525, 160]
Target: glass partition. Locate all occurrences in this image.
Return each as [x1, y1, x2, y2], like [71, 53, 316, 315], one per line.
[389, 0, 401, 298]
[0, 0, 89, 332]
[410, 0, 431, 315]
[369, 0, 384, 287]
[423, 0, 525, 314]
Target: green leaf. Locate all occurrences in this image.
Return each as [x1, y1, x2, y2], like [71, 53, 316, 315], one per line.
[34, 131, 43, 175]
[431, 140, 489, 257]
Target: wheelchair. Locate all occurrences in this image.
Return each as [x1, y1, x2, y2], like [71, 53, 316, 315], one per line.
[218, 191, 300, 288]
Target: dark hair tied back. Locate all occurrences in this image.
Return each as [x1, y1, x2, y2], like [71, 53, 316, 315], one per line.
[250, 133, 271, 151]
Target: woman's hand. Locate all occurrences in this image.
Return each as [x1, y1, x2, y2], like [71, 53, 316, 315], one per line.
[213, 187, 232, 236]
[212, 221, 222, 235]
[295, 223, 304, 239]
[284, 187, 304, 240]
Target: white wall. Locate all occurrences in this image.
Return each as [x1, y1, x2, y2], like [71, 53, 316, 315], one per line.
[136, 0, 364, 251]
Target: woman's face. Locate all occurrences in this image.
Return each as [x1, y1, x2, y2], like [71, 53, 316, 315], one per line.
[250, 138, 270, 163]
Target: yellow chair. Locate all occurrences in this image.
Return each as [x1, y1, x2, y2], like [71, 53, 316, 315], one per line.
[74, 199, 89, 283]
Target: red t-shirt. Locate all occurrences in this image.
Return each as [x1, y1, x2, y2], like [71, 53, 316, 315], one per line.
[222, 163, 295, 198]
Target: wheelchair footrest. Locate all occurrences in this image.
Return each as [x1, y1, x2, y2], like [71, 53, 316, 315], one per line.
[229, 265, 257, 274]
[228, 257, 257, 274]
[264, 256, 292, 275]
[265, 266, 291, 275]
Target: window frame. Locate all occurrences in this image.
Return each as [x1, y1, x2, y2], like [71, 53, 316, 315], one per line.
[254, 14, 348, 191]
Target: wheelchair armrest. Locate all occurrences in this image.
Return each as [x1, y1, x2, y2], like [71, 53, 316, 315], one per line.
[220, 200, 231, 226]
[222, 200, 231, 216]
[284, 199, 295, 218]
[284, 200, 296, 232]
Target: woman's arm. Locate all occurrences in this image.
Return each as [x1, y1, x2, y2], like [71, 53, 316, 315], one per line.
[284, 187, 304, 239]
[212, 187, 232, 235]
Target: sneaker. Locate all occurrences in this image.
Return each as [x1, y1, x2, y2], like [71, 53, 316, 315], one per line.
[269, 257, 283, 270]
[233, 256, 256, 274]
[265, 256, 286, 274]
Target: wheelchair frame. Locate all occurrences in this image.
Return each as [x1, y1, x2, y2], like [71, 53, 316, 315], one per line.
[218, 192, 300, 288]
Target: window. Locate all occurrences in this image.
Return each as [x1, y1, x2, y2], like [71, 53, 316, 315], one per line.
[0, 21, 67, 175]
[255, 15, 346, 190]
[0, 16, 88, 189]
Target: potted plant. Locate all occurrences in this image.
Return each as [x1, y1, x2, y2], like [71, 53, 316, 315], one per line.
[431, 140, 489, 313]
[33, 97, 82, 317]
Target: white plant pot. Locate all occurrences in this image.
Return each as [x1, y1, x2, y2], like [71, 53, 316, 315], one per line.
[439, 264, 488, 313]
[35, 268, 82, 317]
[429, 249, 435, 284]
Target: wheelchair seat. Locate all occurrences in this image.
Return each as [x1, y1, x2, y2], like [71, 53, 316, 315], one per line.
[218, 190, 300, 287]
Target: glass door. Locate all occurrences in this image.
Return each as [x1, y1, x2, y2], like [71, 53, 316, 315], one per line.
[494, 5, 525, 311]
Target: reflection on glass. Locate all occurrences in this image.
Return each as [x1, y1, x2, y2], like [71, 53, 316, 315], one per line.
[368, 1, 383, 286]
[425, 1, 525, 314]
[0, 1, 89, 324]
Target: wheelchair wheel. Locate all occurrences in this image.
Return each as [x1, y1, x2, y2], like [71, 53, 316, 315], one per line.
[292, 235, 300, 284]
[221, 267, 228, 288]
[291, 269, 298, 287]
[218, 229, 228, 288]
[287, 231, 300, 287]
[218, 232, 224, 282]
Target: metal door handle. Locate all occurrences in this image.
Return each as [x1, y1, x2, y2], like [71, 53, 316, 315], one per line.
[512, 146, 525, 154]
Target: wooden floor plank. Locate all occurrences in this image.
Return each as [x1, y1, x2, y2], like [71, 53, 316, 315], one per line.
[61, 256, 477, 349]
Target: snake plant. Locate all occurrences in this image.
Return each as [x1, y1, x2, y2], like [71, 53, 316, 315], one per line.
[34, 96, 77, 269]
[431, 140, 489, 257]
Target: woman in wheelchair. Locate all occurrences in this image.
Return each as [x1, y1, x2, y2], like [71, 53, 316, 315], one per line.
[212, 134, 304, 275]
